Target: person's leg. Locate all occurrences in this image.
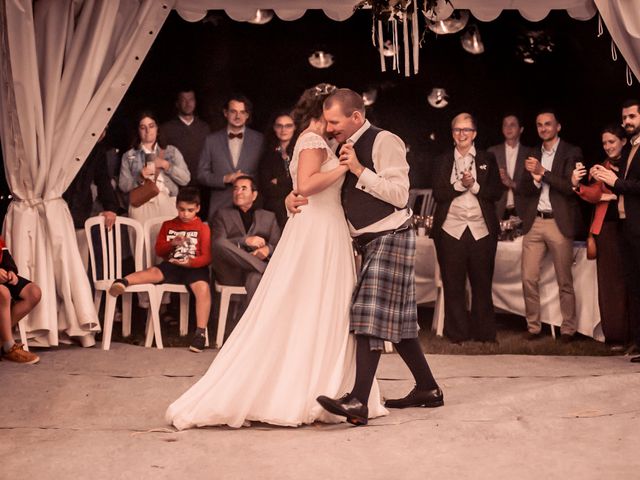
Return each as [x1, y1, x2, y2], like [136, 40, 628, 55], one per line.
[109, 267, 164, 296]
[393, 337, 438, 390]
[467, 233, 498, 342]
[521, 219, 548, 335]
[10, 282, 41, 326]
[190, 280, 211, 330]
[545, 221, 576, 336]
[0, 285, 13, 346]
[350, 335, 382, 404]
[435, 231, 471, 342]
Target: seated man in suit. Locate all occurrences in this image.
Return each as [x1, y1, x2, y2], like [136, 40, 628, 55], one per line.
[487, 114, 531, 220]
[197, 94, 264, 223]
[211, 175, 281, 330]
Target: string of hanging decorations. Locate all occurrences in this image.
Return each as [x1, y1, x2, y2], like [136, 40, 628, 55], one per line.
[354, 0, 457, 77]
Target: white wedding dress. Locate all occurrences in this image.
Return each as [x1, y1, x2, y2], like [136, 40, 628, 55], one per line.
[166, 132, 388, 429]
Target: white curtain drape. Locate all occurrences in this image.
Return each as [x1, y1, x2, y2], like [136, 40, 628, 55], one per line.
[0, 0, 172, 347]
[595, 0, 640, 84]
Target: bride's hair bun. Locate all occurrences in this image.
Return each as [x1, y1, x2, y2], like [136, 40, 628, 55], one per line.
[291, 83, 338, 133]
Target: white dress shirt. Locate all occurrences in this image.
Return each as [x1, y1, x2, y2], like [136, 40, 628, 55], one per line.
[505, 142, 519, 208]
[228, 128, 245, 168]
[442, 145, 489, 240]
[348, 120, 411, 235]
[536, 138, 560, 213]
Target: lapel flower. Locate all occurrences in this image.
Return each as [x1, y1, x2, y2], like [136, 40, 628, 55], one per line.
[479, 164, 487, 170]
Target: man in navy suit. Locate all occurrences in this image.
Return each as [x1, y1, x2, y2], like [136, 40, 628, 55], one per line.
[592, 99, 640, 360]
[198, 95, 264, 223]
[487, 114, 531, 220]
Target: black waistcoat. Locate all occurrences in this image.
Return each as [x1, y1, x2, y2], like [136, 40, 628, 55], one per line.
[341, 125, 396, 229]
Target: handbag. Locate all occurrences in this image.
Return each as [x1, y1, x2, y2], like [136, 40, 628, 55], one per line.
[586, 232, 597, 260]
[129, 177, 159, 207]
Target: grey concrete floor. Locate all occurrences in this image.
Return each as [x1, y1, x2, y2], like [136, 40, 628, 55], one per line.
[3, 344, 640, 479]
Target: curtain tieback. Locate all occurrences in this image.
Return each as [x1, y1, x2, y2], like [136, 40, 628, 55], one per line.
[13, 197, 63, 208]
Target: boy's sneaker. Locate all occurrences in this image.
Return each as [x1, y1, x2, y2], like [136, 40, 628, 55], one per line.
[189, 332, 206, 353]
[108, 279, 128, 297]
[3, 343, 40, 364]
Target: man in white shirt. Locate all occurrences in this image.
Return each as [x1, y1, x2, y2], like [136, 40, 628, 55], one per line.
[487, 114, 531, 220]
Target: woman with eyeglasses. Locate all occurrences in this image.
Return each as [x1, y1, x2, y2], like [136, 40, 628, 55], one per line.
[258, 112, 296, 228]
[573, 124, 630, 348]
[432, 113, 505, 344]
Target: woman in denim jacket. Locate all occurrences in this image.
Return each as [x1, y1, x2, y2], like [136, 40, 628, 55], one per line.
[119, 111, 191, 226]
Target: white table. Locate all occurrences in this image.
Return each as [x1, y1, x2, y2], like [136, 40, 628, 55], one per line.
[414, 236, 604, 341]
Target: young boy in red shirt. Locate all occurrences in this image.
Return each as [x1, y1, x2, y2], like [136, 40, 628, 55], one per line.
[109, 187, 212, 352]
[0, 237, 42, 364]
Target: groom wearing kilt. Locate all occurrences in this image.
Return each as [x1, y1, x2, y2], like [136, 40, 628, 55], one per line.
[314, 89, 443, 425]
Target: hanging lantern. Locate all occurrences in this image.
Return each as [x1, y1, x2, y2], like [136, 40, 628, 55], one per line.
[363, 88, 378, 106]
[426, 10, 469, 35]
[308, 51, 334, 69]
[247, 9, 274, 25]
[461, 25, 484, 54]
[427, 88, 449, 108]
[423, 0, 454, 21]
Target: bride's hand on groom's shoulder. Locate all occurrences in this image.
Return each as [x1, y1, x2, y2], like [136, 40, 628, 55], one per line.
[285, 190, 308, 214]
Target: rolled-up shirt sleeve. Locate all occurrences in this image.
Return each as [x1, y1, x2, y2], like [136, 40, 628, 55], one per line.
[354, 131, 410, 208]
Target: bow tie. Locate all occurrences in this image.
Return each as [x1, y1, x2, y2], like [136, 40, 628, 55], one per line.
[228, 132, 243, 140]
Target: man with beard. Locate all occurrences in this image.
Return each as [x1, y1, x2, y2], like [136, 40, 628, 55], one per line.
[591, 99, 640, 361]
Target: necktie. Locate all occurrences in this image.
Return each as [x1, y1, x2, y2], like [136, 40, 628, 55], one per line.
[228, 132, 243, 140]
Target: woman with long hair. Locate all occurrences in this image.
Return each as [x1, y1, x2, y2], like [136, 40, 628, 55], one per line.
[166, 84, 387, 429]
[573, 125, 631, 347]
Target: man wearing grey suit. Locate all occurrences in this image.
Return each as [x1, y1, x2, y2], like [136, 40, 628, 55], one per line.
[211, 175, 281, 326]
[487, 114, 531, 220]
[198, 95, 264, 222]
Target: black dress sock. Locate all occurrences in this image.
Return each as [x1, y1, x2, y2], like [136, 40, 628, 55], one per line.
[394, 337, 438, 391]
[350, 335, 382, 404]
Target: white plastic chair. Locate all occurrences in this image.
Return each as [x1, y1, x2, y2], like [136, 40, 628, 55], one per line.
[16, 320, 28, 350]
[409, 188, 435, 217]
[214, 282, 246, 349]
[431, 258, 445, 337]
[85, 216, 162, 350]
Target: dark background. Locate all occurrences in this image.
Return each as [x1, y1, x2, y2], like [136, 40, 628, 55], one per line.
[1, 8, 640, 221]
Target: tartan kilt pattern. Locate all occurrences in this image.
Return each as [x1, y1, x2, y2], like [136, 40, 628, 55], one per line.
[350, 229, 418, 349]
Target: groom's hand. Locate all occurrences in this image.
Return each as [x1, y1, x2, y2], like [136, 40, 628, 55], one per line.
[285, 190, 308, 214]
[339, 144, 364, 177]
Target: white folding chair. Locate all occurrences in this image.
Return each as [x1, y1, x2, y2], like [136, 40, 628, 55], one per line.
[408, 188, 435, 216]
[15, 320, 28, 350]
[432, 257, 445, 337]
[85, 216, 162, 350]
[214, 282, 246, 349]
[143, 216, 207, 346]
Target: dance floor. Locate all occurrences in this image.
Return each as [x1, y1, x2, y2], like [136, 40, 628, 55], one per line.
[3, 344, 639, 479]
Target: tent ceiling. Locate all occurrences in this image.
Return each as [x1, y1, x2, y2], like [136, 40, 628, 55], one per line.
[173, 0, 598, 23]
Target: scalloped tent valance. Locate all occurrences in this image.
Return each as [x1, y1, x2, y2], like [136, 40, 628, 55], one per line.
[172, 0, 599, 23]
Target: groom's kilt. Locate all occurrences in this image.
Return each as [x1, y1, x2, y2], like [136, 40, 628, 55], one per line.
[350, 228, 418, 350]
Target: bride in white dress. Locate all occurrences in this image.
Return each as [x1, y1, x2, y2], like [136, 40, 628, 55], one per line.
[166, 84, 388, 429]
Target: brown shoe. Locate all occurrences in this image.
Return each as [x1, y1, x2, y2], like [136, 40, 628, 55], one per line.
[3, 343, 40, 364]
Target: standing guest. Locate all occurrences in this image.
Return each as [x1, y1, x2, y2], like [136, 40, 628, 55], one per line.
[259, 112, 295, 228]
[487, 114, 531, 220]
[211, 175, 281, 329]
[517, 109, 583, 343]
[198, 95, 263, 223]
[591, 100, 640, 362]
[0, 236, 42, 364]
[64, 128, 120, 270]
[573, 125, 630, 347]
[119, 111, 191, 226]
[161, 88, 211, 219]
[108, 187, 211, 353]
[432, 113, 504, 343]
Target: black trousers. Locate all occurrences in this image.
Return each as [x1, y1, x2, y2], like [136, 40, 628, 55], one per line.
[434, 228, 497, 342]
[619, 221, 640, 346]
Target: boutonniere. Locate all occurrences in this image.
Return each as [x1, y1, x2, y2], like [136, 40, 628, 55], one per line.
[479, 164, 487, 170]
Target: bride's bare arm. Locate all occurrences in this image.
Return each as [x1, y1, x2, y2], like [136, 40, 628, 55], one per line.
[296, 148, 348, 197]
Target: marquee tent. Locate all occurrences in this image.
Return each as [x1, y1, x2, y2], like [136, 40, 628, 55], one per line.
[0, 0, 638, 347]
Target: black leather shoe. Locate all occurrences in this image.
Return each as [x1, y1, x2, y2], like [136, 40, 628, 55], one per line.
[630, 355, 640, 363]
[385, 387, 444, 409]
[316, 394, 368, 426]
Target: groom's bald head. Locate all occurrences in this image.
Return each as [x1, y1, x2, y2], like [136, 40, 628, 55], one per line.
[323, 89, 366, 142]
